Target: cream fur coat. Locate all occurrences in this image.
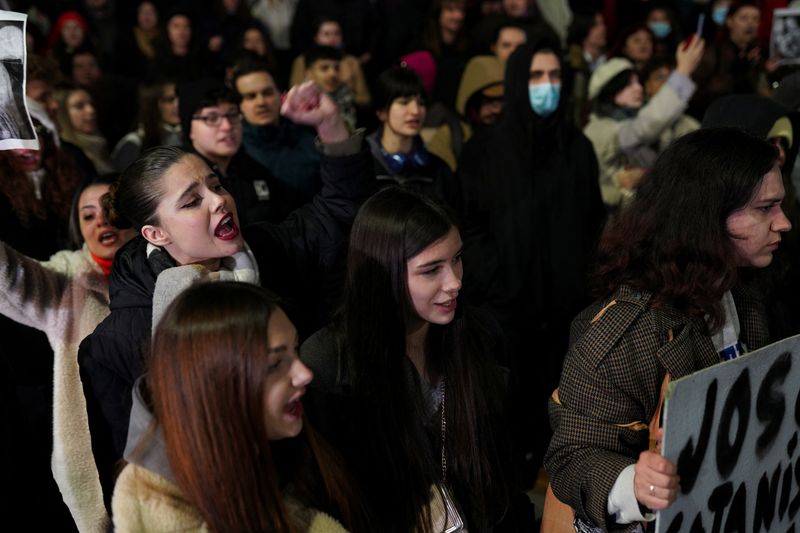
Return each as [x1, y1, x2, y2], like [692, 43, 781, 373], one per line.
[0, 242, 109, 532]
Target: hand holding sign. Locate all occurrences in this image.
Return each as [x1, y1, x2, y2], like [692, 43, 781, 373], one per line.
[634, 430, 681, 511]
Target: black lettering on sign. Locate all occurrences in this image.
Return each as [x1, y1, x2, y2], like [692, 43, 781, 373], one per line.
[756, 353, 791, 457]
[753, 464, 781, 532]
[789, 432, 798, 458]
[678, 379, 718, 493]
[690, 512, 706, 533]
[795, 384, 800, 427]
[666, 512, 684, 533]
[723, 482, 746, 533]
[716, 369, 751, 480]
[790, 458, 800, 519]
[709, 481, 733, 533]
[780, 463, 792, 519]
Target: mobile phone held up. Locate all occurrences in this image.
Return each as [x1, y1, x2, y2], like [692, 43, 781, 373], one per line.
[684, 13, 705, 50]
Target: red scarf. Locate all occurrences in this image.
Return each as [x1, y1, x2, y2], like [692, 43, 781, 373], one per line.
[90, 251, 113, 278]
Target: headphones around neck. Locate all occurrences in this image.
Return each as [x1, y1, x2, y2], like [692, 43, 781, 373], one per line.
[380, 138, 430, 174]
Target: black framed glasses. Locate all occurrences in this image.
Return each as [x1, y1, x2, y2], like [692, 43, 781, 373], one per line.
[192, 112, 243, 127]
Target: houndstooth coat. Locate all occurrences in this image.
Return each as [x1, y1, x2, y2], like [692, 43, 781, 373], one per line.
[544, 284, 769, 532]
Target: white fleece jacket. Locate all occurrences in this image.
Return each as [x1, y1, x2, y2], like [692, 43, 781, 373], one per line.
[0, 242, 109, 532]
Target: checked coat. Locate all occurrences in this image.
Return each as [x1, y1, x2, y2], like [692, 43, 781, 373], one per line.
[544, 284, 769, 532]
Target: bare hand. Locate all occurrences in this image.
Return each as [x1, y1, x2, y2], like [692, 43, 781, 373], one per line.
[617, 166, 645, 191]
[280, 81, 348, 143]
[765, 56, 781, 73]
[633, 431, 680, 510]
[675, 36, 705, 77]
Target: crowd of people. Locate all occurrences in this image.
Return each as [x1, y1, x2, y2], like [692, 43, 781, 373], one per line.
[2, 0, 800, 531]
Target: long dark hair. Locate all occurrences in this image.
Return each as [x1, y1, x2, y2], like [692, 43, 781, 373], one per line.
[593, 127, 778, 330]
[68, 174, 118, 248]
[138, 81, 176, 151]
[337, 187, 509, 531]
[0, 116, 81, 229]
[149, 282, 367, 532]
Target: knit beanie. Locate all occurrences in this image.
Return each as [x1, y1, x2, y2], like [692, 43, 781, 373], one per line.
[588, 57, 634, 101]
[400, 50, 437, 95]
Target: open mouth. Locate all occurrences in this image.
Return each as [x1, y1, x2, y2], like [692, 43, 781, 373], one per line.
[214, 213, 240, 240]
[99, 231, 118, 246]
[435, 298, 457, 312]
[284, 399, 304, 418]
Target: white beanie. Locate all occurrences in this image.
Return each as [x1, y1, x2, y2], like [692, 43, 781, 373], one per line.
[588, 57, 635, 101]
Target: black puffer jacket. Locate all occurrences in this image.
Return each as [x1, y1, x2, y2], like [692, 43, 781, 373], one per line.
[79, 143, 373, 508]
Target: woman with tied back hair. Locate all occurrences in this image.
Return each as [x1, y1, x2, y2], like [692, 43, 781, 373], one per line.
[0, 174, 136, 532]
[112, 282, 369, 532]
[301, 186, 536, 532]
[78, 82, 371, 506]
[545, 127, 790, 531]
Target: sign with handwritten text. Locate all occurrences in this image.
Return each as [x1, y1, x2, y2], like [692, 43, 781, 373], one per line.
[657, 335, 800, 532]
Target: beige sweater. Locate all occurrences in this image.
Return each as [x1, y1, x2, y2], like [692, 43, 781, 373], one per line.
[112, 463, 350, 532]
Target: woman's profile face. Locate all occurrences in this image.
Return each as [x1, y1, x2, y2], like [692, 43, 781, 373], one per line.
[78, 184, 138, 260]
[67, 89, 97, 134]
[143, 155, 243, 269]
[158, 83, 180, 126]
[726, 165, 792, 268]
[614, 73, 643, 109]
[262, 308, 313, 441]
[405, 226, 463, 327]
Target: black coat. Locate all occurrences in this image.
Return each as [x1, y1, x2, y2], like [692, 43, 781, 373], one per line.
[366, 129, 461, 209]
[200, 149, 301, 226]
[456, 41, 605, 468]
[79, 145, 373, 506]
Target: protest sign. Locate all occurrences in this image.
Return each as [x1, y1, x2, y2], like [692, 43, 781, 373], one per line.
[771, 8, 800, 67]
[0, 10, 37, 150]
[657, 335, 800, 532]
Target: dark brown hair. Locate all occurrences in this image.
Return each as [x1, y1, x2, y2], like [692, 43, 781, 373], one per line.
[0, 118, 81, 228]
[593, 127, 778, 330]
[337, 187, 510, 531]
[149, 282, 367, 531]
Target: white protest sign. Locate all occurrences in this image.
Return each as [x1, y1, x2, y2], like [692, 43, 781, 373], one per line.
[657, 334, 800, 533]
[0, 10, 38, 150]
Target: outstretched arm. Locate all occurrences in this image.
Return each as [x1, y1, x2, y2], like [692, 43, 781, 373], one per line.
[0, 241, 80, 333]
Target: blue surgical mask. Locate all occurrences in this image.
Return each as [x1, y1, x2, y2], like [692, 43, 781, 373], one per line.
[528, 82, 560, 116]
[712, 6, 728, 26]
[648, 21, 672, 39]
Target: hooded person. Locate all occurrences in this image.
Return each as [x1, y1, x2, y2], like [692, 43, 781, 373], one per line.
[702, 93, 800, 340]
[426, 55, 505, 171]
[773, 70, 800, 204]
[457, 38, 605, 479]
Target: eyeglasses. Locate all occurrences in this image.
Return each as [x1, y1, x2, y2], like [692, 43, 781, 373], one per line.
[192, 112, 243, 127]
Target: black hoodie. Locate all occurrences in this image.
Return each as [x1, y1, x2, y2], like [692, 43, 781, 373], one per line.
[456, 39, 605, 469]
